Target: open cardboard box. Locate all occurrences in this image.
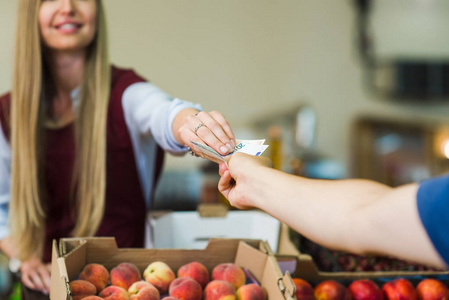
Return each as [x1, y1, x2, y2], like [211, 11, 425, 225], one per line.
[146, 204, 282, 252]
[276, 223, 449, 284]
[50, 236, 296, 300]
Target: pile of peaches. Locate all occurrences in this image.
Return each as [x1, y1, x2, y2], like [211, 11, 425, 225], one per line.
[293, 276, 449, 300]
[69, 261, 267, 300]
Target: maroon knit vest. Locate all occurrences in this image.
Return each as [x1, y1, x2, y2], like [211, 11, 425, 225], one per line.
[0, 66, 164, 262]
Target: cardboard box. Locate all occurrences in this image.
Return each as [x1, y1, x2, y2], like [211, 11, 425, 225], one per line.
[50, 237, 296, 300]
[146, 204, 282, 252]
[276, 223, 449, 283]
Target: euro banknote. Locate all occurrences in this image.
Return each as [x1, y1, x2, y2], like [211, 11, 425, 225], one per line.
[190, 139, 269, 164]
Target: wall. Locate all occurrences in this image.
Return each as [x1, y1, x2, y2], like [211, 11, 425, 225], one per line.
[1, 1, 449, 174]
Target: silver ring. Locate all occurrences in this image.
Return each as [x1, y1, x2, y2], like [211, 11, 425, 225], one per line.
[194, 123, 205, 135]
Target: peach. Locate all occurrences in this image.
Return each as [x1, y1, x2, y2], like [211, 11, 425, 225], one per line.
[169, 277, 202, 300]
[79, 263, 109, 293]
[292, 278, 314, 300]
[204, 280, 237, 300]
[382, 278, 417, 300]
[236, 283, 267, 300]
[212, 263, 246, 290]
[111, 262, 141, 290]
[314, 280, 352, 300]
[99, 285, 130, 300]
[69, 279, 97, 300]
[349, 279, 383, 300]
[81, 297, 104, 300]
[144, 261, 176, 294]
[163, 298, 180, 300]
[131, 286, 160, 300]
[416, 279, 449, 300]
[177, 261, 210, 288]
[129, 281, 160, 300]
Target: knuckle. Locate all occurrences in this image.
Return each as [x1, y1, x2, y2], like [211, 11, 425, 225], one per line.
[207, 122, 220, 132]
[185, 116, 195, 125]
[196, 128, 207, 139]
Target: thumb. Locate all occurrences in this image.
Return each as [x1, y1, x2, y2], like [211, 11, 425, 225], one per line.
[218, 162, 229, 176]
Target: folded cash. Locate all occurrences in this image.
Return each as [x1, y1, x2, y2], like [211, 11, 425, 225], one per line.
[190, 139, 269, 165]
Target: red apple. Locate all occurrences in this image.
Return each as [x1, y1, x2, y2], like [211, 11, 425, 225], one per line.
[416, 279, 449, 300]
[292, 278, 314, 300]
[314, 280, 351, 300]
[382, 278, 417, 300]
[349, 279, 383, 300]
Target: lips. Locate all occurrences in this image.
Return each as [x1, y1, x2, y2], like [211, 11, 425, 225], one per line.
[58, 23, 79, 30]
[54, 21, 82, 32]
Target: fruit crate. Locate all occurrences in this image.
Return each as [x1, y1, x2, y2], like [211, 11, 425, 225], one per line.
[276, 224, 449, 298]
[50, 237, 296, 300]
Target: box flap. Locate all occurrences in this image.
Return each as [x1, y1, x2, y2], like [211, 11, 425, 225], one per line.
[197, 203, 229, 217]
[282, 271, 296, 300]
[50, 240, 70, 300]
[235, 240, 295, 300]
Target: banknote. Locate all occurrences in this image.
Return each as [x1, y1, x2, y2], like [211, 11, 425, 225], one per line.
[190, 139, 269, 164]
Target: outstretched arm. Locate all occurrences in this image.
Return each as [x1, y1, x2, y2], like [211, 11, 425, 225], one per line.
[218, 153, 445, 268]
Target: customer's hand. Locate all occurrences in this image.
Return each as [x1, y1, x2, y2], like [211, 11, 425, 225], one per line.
[178, 110, 235, 156]
[20, 255, 51, 295]
[218, 152, 272, 209]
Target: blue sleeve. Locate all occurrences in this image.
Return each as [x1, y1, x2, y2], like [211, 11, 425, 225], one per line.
[417, 174, 449, 266]
[0, 121, 11, 241]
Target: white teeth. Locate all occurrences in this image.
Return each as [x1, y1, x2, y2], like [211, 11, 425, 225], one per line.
[59, 24, 77, 30]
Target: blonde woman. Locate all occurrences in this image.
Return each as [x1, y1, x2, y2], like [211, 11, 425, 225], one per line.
[0, 0, 235, 297]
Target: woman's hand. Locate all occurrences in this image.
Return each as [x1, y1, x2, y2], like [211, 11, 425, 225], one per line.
[176, 109, 236, 156]
[20, 255, 51, 295]
[218, 152, 272, 209]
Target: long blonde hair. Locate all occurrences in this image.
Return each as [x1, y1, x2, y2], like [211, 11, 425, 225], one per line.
[10, 0, 110, 260]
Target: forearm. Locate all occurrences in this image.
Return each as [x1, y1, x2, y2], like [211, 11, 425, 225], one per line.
[240, 168, 443, 266]
[241, 169, 386, 246]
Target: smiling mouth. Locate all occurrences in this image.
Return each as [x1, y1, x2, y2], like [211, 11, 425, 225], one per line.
[56, 23, 82, 30]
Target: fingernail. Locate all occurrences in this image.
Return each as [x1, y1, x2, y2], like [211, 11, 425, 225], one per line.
[220, 146, 229, 154]
[226, 143, 233, 151]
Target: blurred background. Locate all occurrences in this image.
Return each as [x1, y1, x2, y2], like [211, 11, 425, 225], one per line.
[1, 0, 449, 209]
[1, 1, 449, 295]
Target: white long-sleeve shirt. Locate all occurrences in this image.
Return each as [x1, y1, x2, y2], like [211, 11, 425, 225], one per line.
[0, 81, 201, 241]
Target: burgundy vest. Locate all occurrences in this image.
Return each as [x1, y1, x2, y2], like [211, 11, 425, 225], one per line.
[0, 66, 164, 262]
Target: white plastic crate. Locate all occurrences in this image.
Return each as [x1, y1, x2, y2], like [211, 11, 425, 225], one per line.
[146, 209, 281, 252]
